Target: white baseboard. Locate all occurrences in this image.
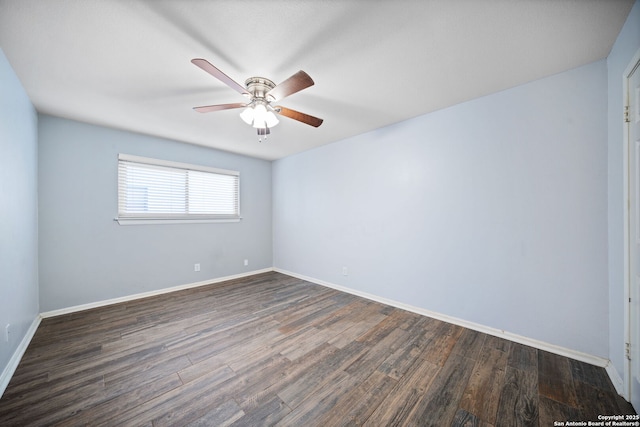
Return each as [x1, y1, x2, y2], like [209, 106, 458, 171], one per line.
[606, 362, 626, 398]
[0, 315, 41, 398]
[40, 268, 274, 318]
[275, 268, 612, 370]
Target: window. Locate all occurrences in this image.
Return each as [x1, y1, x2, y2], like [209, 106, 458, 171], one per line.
[117, 154, 240, 224]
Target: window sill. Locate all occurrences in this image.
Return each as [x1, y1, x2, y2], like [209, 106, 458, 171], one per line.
[115, 218, 242, 225]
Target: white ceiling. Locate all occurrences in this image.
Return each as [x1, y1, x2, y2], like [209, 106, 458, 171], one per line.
[0, 0, 634, 160]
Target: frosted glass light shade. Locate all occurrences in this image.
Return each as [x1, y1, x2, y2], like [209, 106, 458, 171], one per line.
[240, 107, 254, 125]
[252, 104, 267, 128]
[241, 103, 279, 129]
[264, 111, 279, 127]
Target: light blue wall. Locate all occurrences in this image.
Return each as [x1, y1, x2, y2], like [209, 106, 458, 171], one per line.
[607, 0, 640, 386]
[274, 60, 609, 358]
[0, 50, 39, 375]
[38, 116, 272, 311]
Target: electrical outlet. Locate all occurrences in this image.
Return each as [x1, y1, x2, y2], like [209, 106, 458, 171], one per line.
[244, 259, 249, 266]
[342, 267, 348, 276]
[194, 263, 200, 272]
[4, 324, 10, 343]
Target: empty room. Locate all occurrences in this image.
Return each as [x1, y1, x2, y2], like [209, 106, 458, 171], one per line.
[1, 0, 640, 425]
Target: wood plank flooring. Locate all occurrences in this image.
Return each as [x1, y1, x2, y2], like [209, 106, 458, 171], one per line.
[0, 271, 635, 426]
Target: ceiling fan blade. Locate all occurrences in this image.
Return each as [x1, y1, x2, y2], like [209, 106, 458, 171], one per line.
[193, 103, 247, 113]
[274, 106, 323, 127]
[266, 71, 314, 102]
[191, 58, 249, 97]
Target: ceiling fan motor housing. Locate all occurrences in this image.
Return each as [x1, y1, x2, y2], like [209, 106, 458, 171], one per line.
[245, 77, 276, 101]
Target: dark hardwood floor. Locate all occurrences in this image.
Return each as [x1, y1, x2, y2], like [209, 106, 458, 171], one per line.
[0, 272, 635, 426]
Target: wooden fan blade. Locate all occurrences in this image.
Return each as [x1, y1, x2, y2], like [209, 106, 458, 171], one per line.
[266, 71, 314, 102]
[274, 106, 323, 127]
[191, 58, 249, 97]
[193, 103, 247, 113]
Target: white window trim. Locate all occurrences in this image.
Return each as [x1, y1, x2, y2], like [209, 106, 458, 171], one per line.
[116, 154, 241, 225]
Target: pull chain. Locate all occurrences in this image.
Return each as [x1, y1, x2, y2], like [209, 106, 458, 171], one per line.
[257, 127, 270, 142]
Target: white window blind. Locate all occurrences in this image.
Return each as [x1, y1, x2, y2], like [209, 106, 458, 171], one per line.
[117, 154, 240, 224]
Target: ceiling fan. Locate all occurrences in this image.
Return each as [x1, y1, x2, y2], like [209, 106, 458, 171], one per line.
[191, 58, 323, 141]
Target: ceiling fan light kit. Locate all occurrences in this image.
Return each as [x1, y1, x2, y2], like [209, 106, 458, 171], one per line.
[191, 58, 323, 142]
